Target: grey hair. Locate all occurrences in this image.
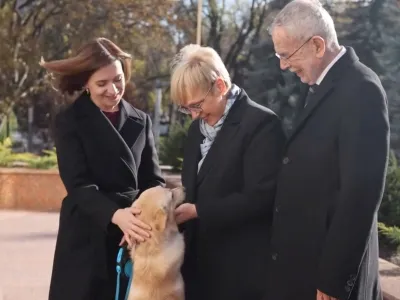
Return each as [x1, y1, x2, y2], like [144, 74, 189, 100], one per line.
[270, 0, 339, 49]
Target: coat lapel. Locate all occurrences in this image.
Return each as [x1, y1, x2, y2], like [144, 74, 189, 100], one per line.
[196, 93, 246, 187]
[182, 121, 203, 204]
[287, 47, 358, 146]
[118, 100, 145, 151]
[287, 80, 335, 144]
[74, 94, 144, 187]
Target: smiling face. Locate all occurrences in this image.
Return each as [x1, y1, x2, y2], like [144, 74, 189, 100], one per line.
[272, 26, 326, 85]
[86, 60, 125, 111]
[181, 78, 228, 126]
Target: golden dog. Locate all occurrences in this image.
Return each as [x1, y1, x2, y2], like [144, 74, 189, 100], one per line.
[126, 186, 186, 300]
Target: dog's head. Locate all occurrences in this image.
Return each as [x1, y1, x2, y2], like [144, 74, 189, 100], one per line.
[133, 186, 186, 233]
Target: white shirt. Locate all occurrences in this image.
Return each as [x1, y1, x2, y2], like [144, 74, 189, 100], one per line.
[315, 46, 347, 85]
[304, 47, 346, 107]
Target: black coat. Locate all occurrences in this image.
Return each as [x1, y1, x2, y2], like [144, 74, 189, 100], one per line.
[48, 94, 165, 300]
[265, 47, 389, 300]
[180, 88, 286, 300]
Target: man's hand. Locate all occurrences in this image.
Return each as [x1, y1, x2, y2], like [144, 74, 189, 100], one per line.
[175, 203, 198, 224]
[317, 290, 339, 300]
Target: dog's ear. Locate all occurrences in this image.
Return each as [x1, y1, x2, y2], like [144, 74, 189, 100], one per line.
[154, 207, 167, 232]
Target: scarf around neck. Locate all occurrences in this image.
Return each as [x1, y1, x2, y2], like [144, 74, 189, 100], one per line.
[198, 84, 240, 172]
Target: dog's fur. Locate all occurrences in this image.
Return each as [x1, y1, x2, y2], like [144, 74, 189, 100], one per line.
[126, 186, 186, 300]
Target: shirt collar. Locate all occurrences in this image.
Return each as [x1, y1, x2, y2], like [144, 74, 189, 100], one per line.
[316, 46, 347, 85]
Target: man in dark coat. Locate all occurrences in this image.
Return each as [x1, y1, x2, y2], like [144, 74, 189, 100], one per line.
[266, 1, 389, 300]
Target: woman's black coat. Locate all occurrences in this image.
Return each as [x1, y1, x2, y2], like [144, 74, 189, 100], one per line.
[48, 93, 165, 300]
[180, 88, 286, 300]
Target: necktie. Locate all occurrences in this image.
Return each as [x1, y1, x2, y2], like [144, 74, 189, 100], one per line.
[304, 84, 318, 107]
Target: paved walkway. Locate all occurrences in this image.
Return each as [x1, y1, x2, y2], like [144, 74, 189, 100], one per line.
[0, 210, 59, 300]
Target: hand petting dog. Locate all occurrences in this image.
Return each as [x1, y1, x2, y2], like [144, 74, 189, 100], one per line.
[175, 203, 197, 224]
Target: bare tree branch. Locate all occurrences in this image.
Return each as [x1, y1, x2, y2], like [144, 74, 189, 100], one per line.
[17, 0, 37, 10]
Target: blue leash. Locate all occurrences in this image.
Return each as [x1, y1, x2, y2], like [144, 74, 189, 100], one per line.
[115, 247, 133, 300]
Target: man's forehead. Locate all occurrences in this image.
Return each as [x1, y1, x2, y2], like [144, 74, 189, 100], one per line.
[272, 27, 295, 53]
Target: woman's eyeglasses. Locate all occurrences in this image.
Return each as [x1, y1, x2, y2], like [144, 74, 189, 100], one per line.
[178, 82, 214, 115]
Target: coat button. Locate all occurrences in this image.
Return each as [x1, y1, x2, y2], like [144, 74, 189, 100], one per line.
[275, 206, 279, 213]
[282, 157, 290, 164]
[347, 280, 353, 286]
[272, 253, 278, 260]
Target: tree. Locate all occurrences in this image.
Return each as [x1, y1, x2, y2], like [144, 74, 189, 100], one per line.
[0, 0, 187, 143]
[175, 0, 271, 85]
[0, 0, 66, 115]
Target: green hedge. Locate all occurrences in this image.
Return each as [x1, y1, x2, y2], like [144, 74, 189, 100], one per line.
[378, 151, 400, 253]
[0, 138, 57, 169]
[159, 118, 191, 172]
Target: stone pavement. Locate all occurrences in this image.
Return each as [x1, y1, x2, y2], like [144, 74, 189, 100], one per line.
[0, 210, 59, 300]
[0, 210, 399, 300]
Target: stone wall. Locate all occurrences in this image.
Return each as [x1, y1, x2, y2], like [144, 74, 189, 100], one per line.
[0, 168, 181, 212]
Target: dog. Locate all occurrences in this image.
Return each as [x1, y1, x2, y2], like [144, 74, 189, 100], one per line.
[126, 186, 186, 300]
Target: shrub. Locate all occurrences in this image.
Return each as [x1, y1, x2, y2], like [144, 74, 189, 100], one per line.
[378, 150, 400, 255]
[378, 222, 400, 253]
[0, 138, 15, 167]
[380, 150, 400, 227]
[159, 118, 191, 172]
[0, 137, 58, 169]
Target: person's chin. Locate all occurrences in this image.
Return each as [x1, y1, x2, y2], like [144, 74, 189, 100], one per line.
[106, 95, 122, 104]
[298, 74, 311, 84]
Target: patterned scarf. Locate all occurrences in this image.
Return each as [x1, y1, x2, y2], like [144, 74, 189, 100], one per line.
[198, 84, 240, 172]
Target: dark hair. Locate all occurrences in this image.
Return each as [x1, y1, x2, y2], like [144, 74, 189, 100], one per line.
[40, 37, 132, 94]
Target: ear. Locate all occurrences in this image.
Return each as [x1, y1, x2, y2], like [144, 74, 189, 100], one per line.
[215, 77, 228, 96]
[154, 207, 168, 232]
[312, 36, 326, 59]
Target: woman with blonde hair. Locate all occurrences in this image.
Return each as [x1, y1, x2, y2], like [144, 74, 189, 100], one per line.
[41, 37, 165, 300]
[171, 44, 286, 300]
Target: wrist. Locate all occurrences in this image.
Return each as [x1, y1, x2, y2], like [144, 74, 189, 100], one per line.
[111, 209, 121, 225]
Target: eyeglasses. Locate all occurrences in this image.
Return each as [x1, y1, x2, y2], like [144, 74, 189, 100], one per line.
[178, 82, 215, 115]
[275, 36, 313, 62]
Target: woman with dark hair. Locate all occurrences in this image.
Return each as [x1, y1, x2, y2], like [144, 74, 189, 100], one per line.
[41, 37, 165, 300]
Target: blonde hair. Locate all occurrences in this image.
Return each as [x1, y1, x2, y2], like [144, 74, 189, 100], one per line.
[170, 44, 231, 105]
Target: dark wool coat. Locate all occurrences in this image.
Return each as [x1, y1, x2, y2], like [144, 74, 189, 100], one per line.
[265, 47, 389, 300]
[48, 93, 165, 300]
[181, 88, 286, 300]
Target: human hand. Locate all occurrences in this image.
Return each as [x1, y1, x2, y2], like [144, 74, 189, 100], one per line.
[317, 290, 339, 300]
[119, 234, 134, 249]
[175, 203, 197, 224]
[112, 207, 151, 242]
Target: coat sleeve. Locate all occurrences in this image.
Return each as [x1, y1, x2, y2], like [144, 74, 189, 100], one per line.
[137, 114, 166, 191]
[316, 80, 390, 299]
[195, 115, 286, 229]
[54, 109, 120, 232]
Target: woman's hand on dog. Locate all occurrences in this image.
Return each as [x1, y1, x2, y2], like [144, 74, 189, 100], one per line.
[112, 207, 152, 243]
[175, 203, 198, 224]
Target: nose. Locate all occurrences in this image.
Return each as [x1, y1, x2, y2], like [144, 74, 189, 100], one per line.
[108, 84, 119, 95]
[280, 59, 290, 71]
[190, 111, 200, 119]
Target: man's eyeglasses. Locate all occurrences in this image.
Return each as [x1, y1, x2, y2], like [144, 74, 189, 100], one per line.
[275, 36, 313, 62]
[178, 82, 215, 115]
